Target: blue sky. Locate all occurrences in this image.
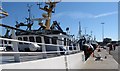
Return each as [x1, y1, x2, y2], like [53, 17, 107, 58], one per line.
[2, 2, 118, 41]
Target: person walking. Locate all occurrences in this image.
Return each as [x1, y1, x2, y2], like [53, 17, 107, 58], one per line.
[107, 43, 112, 54]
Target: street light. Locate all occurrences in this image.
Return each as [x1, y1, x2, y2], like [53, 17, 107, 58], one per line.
[101, 23, 105, 41]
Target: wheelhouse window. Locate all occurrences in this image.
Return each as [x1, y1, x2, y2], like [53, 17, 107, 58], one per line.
[4, 40, 7, 44]
[64, 38, 66, 46]
[67, 39, 71, 46]
[36, 36, 41, 43]
[9, 41, 11, 44]
[2, 40, 7, 45]
[23, 37, 28, 41]
[18, 37, 23, 44]
[52, 37, 58, 44]
[44, 36, 50, 44]
[29, 36, 35, 42]
[23, 37, 28, 44]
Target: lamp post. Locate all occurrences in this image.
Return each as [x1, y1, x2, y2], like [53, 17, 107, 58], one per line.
[101, 23, 104, 41]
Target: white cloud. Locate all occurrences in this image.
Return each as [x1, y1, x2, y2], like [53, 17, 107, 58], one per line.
[67, 12, 94, 19]
[53, 12, 94, 19]
[53, 11, 118, 19]
[94, 11, 118, 18]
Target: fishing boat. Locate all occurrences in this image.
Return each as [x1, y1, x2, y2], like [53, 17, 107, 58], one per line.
[0, 0, 96, 69]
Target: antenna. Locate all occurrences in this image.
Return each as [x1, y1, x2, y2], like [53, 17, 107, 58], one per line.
[37, 2, 43, 9]
[27, 4, 33, 22]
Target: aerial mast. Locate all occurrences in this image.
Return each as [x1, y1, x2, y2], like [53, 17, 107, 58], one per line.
[26, 4, 33, 30]
[27, 4, 32, 25]
[77, 21, 82, 39]
[15, 4, 33, 31]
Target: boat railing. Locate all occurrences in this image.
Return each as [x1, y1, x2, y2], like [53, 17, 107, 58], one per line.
[0, 24, 81, 63]
[0, 36, 81, 63]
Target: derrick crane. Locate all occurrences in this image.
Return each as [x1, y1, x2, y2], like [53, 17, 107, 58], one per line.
[0, 6, 8, 19]
[0, 6, 9, 38]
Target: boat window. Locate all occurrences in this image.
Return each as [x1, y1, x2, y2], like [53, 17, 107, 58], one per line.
[67, 39, 71, 46]
[1, 40, 3, 45]
[18, 37, 23, 44]
[52, 37, 58, 44]
[29, 36, 35, 42]
[64, 38, 66, 46]
[23, 37, 28, 44]
[4, 40, 7, 44]
[23, 37, 28, 41]
[36, 36, 42, 43]
[9, 41, 11, 44]
[67, 39, 69, 45]
[44, 36, 50, 44]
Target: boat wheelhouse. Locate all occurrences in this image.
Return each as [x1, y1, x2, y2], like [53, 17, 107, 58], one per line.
[16, 33, 76, 52]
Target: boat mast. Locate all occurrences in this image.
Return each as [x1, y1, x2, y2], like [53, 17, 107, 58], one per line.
[37, 0, 60, 30]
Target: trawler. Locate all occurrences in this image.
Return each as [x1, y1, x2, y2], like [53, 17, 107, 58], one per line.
[2, 1, 76, 52]
[0, 0, 96, 69]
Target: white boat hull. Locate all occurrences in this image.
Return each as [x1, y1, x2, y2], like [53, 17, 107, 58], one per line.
[1, 51, 85, 69]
